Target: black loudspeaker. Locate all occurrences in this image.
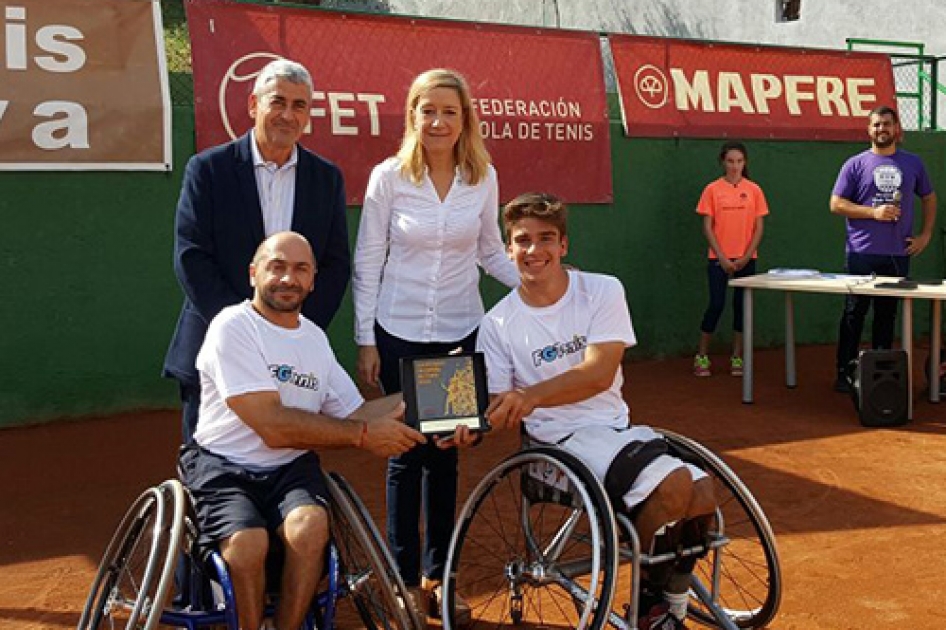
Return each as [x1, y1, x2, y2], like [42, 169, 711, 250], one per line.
[852, 350, 909, 427]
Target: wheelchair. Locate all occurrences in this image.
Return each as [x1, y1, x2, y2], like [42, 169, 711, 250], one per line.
[440, 429, 782, 629]
[78, 471, 424, 630]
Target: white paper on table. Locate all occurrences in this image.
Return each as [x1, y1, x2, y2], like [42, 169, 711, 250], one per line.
[766, 268, 821, 279]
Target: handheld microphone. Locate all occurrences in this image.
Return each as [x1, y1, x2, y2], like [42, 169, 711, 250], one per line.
[891, 189, 902, 223]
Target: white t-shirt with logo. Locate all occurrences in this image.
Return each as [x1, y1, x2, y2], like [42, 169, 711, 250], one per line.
[477, 270, 637, 444]
[195, 301, 364, 470]
[479, 271, 704, 511]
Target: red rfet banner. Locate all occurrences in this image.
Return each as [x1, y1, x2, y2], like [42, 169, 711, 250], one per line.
[185, 0, 612, 204]
[611, 35, 896, 141]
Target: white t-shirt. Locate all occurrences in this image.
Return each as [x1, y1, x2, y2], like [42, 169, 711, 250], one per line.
[477, 270, 637, 443]
[352, 157, 518, 345]
[479, 271, 703, 511]
[195, 301, 364, 470]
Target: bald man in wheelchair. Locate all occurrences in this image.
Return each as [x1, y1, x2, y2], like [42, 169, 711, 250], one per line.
[448, 193, 716, 630]
[180, 231, 425, 630]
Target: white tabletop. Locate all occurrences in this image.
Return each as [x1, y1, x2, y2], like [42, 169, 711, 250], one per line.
[730, 273, 946, 300]
[728, 271, 945, 413]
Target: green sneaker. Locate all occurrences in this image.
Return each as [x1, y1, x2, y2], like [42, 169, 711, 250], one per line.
[693, 354, 711, 377]
[730, 356, 744, 377]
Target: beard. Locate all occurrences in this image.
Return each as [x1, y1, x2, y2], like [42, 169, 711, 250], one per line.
[872, 134, 895, 149]
[260, 285, 306, 313]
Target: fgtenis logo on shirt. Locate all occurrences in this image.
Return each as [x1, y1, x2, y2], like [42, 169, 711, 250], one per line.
[532, 335, 588, 367]
[269, 364, 320, 391]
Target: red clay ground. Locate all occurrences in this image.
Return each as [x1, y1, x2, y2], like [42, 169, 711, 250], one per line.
[2, 345, 946, 629]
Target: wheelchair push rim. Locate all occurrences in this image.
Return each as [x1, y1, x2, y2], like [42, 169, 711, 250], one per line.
[78, 479, 186, 630]
[659, 429, 782, 629]
[443, 447, 619, 630]
[326, 472, 424, 630]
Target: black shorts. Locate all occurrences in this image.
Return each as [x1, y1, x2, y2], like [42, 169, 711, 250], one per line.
[179, 445, 329, 548]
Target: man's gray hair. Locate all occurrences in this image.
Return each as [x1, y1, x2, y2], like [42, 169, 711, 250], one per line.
[252, 58, 314, 97]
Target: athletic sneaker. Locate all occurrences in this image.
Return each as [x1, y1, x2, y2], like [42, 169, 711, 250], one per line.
[693, 355, 711, 377]
[730, 356, 744, 377]
[638, 603, 688, 629]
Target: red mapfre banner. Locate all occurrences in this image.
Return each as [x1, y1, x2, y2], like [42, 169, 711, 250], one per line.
[185, 0, 612, 204]
[611, 36, 896, 141]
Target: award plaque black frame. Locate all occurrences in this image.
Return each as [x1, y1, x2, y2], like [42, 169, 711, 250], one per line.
[400, 351, 491, 436]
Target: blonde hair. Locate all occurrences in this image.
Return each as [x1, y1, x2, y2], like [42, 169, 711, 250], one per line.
[396, 68, 491, 185]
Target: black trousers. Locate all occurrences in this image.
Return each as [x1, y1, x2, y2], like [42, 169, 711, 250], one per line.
[375, 322, 476, 586]
[836, 252, 910, 374]
[699, 259, 757, 334]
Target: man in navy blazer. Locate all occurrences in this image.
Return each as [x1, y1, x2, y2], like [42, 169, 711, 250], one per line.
[164, 58, 351, 441]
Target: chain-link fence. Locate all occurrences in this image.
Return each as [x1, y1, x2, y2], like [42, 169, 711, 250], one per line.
[847, 38, 945, 132]
[891, 54, 943, 132]
[160, 0, 390, 105]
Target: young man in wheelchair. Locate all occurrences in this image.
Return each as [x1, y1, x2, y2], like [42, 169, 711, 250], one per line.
[180, 231, 426, 630]
[450, 193, 717, 630]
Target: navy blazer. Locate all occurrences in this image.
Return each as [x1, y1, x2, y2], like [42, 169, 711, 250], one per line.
[163, 132, 351, 385]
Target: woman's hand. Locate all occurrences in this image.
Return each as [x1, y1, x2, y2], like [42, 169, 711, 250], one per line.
[434, 425, 483, 449]
[357, 345, 381, 388]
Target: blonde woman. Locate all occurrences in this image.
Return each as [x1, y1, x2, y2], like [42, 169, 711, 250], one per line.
[353, 68, 518, 624]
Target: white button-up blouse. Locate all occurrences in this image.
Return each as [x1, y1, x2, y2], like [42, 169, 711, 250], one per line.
[353, 157, 519, 345]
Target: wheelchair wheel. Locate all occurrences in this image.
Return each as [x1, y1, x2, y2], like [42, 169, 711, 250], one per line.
[659, 430, 782, 629]
[325, 472, 423, 630]
[442, 447, 619, 630]
[79, 479, 186, 630]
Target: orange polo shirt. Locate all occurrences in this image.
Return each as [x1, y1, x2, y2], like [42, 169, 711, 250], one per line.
[696, 177, 769, 259]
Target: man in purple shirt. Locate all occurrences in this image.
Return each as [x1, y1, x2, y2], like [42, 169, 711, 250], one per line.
[829, 105, 938, 392]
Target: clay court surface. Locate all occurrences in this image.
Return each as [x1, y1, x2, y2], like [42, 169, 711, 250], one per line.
[2, 345, 946, 629]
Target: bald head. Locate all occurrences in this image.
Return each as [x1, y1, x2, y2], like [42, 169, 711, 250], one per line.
[253, 231, 316, 268]
[250, 232, 317, 324]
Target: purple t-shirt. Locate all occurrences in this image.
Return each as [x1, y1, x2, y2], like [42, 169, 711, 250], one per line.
[832, 149, 933, 255]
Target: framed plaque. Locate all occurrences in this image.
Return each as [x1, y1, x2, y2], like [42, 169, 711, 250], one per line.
[400, 352, 491, 436]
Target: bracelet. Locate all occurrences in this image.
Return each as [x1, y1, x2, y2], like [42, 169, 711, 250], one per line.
[357, 421, 368, 448]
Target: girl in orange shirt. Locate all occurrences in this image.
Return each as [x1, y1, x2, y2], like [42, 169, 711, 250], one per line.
[694, 141, 768, 377]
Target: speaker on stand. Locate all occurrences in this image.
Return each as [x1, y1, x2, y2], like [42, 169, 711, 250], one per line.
[851, 349, 909, 427]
